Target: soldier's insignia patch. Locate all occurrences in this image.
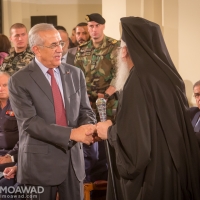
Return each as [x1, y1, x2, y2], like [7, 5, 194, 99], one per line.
[111, 40, 118, 44]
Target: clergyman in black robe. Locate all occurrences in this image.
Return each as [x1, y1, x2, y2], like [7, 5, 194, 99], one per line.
[96, 17, 200, 200]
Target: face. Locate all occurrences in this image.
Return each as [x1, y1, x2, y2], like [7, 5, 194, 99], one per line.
[10, 27, 28, 52]
[70, 29, 76, 44]
[75, 26, 90, 44]
[33, 30, 63, 68]
[87, 21, 105, 42]
[115, 46, 130, 91]
[0, 75, 9, 101]
[194, 85, 200, 109]
[58, 30, 69, 56]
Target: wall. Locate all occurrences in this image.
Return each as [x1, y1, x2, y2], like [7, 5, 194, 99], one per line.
[2, 0, 102, 36]
[178, 1, 200, 106]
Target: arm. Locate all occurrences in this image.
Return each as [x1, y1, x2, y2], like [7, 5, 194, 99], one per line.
[0, 142, 19, 164]
[8, 73, 95, 149]
[77, 69, 97, 126]
[97, 41, 120, 98]
[97, 71, 151, 179]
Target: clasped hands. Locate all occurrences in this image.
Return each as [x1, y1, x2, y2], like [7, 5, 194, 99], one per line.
[70, 120, 113, 145]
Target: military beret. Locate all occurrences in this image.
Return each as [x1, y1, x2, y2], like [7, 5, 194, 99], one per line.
[85, 13, 106, 24]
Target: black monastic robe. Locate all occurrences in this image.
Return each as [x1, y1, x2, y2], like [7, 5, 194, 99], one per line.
[107, 17, 200, 200]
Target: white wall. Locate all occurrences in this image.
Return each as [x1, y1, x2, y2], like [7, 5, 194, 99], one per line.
[2, 0, 102, 36]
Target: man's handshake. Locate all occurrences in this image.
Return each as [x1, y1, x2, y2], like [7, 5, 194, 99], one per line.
[70, 120, 113, 145]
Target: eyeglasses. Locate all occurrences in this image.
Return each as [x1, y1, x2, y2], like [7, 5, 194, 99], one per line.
[194, 93, 200, 99]
[38, 41, 65, 49]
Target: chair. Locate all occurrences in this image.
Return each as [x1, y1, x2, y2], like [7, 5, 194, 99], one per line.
[84, 180, 107, 200]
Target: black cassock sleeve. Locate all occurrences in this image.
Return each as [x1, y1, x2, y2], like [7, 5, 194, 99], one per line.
[108, 69, 151, 180]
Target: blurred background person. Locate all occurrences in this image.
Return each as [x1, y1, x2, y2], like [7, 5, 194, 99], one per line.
[0, 72, 19, 172]
[55, 25, 74, 65]
[0, 23, 34, 75]
[190, 80, 200, 145]
[68, 22, 90, 57]
[69, 27, 78, 48]
[0, 34, 11, 65]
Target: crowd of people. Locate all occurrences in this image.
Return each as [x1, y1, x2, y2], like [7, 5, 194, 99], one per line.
[0, 13, 200, 200]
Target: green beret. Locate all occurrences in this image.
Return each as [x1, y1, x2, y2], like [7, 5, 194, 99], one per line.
[85, 13, 106, 24]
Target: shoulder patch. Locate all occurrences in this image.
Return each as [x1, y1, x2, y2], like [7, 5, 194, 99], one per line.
[111, 39, 118, 44]
[79, 41, 89, 47]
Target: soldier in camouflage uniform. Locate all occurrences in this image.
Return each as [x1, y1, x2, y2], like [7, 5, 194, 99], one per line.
[74, 13, 120, 189]
[0, 23, 34, 75]
[74, 14, 120, 121]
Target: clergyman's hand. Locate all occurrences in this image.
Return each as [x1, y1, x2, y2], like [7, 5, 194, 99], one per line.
[70, 124, 96, 145]
[97, 120, 113, 140]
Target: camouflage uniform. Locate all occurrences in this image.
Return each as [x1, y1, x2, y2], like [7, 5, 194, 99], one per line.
[0, 46, 34, 76]
[74, 35, 120, 121]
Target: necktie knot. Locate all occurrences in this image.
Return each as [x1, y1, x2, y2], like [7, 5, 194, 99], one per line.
[47, 68, 54, 77]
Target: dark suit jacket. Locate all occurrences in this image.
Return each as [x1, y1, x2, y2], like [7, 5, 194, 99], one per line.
[66, 52, 75, 66]
[8, 59, 96, 186]
[189, 107, 199, 120]
[189, 107, 200, 146]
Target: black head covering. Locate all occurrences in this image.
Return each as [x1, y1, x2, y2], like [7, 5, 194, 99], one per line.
[121, 17, 183, 90]
[119, 16, 200, 198]
[85, 13, 106, 24]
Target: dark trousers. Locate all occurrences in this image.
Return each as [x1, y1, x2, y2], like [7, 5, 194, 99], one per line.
[26, 157, 84, 200]
[0, 177, 23, 200]
[0, 163, 16, 172]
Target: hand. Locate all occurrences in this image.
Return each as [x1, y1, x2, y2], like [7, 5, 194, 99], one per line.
[93, 131, 102, 142]
[0, 155, 12, 164]
[70, 124, 96, 145]
[3, 166, 17, 179]
[97, 120, 113, 140]
[97, 93, 104, 98]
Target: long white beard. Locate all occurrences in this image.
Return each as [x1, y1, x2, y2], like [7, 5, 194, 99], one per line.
[115, 51, 130, 91]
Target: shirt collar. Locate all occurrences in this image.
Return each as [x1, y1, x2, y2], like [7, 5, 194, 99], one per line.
[35, 57, 59, 74]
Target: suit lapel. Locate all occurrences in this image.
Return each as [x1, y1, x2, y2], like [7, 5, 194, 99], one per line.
[29, 60, 53, 105]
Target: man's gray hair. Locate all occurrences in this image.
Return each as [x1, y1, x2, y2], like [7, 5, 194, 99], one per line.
[0, 72, 10, 78]
[29, 23, 56, 49]
[193, 80, 200, 89]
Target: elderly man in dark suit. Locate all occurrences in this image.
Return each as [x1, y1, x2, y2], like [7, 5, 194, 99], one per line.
[8, 23, 96, 200]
